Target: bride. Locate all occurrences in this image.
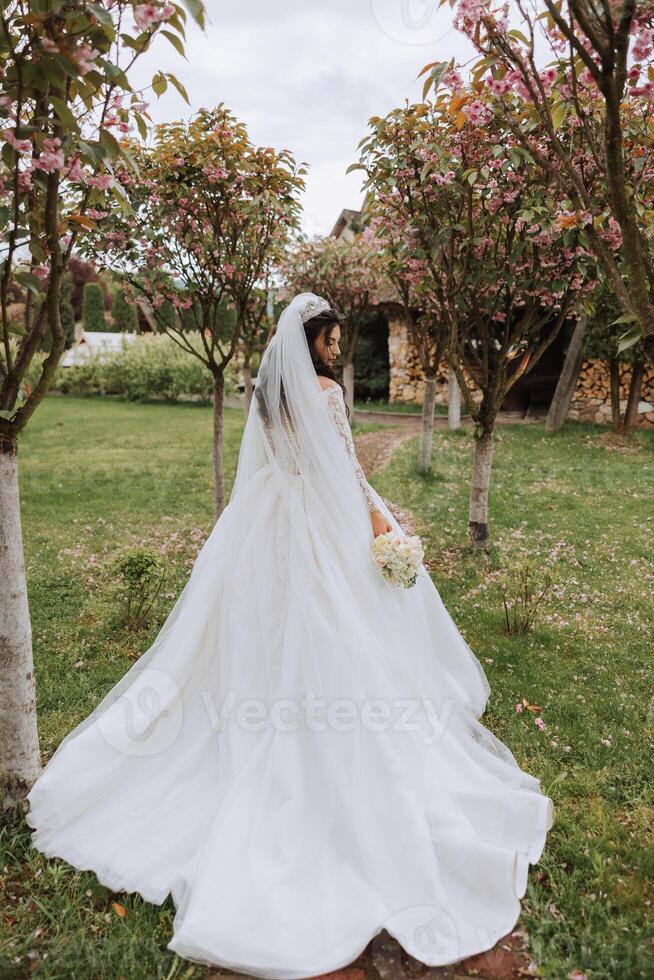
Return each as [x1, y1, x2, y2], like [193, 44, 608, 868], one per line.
[26, 291, 554, 979]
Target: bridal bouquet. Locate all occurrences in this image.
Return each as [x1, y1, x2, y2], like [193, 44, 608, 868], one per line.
[372, 531, 424, 589]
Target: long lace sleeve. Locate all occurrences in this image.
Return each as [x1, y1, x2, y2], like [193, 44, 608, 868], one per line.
[324, 385, 378, 512]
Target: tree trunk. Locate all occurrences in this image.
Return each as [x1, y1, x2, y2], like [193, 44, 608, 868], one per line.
[545, 316, 587, 433]
[212, 373, 225, 519]
[342, 359, 355, 421]
[609, 357, 621, 431]
[602, 84, 654, 360]
[242, 359, 252, 419]
[419, 375, 438, 473]
[448, 367, 461, 430]
[622, 362, 645, 434]
[0, 438, 41, 807]
[468, 427, 494, 550]
[643, 333, 654, 370]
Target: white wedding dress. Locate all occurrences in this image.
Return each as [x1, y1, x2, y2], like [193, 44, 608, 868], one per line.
[26, 293, 554, 979]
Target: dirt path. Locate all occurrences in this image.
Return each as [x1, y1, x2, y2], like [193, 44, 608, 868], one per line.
[353, 423, 422, 535]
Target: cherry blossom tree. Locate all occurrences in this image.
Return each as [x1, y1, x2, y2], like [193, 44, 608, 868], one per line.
[0, 0, 204, 806]
[83, 105, 305, 516]
[355, 88, 595, 547]
[280, 234, 384, 417]
[440, 0, 654, 366]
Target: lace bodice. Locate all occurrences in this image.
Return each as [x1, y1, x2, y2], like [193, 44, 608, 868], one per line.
[322, 384, 378, 512]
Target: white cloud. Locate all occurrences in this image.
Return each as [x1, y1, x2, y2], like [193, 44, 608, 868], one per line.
[128, 0, 473, 233]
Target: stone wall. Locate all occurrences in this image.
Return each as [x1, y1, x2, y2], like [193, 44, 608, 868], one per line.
[388, 315, 480, 407]
[388, 315, 654, 428]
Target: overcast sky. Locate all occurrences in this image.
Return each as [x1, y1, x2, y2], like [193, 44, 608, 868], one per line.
[130, 0, 475, 236]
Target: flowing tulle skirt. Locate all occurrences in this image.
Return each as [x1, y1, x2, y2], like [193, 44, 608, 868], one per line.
[26, 465, 554, 978]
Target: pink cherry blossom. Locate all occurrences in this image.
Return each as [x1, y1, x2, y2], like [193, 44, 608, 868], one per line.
[87, 173, 115, 190]
[76, 45, 100, 75]
[3, 128, 32, 152]
[134, 4, 158, 30]
[41, 37, 59, 54]
[33, 137, 64, 172]
[65, 157, 85, 182]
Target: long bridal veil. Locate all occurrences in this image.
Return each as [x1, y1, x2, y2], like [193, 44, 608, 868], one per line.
[26, 291, 553, 978]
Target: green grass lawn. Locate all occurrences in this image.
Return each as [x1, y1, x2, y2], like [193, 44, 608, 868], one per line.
[2, 394, 653, 979]
[355, 397, 458, 416]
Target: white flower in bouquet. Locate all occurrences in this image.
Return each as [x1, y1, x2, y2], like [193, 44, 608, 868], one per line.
[372, 531, 424, 588]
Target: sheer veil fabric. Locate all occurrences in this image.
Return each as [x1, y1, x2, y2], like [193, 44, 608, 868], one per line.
[25, 292, 554, 978]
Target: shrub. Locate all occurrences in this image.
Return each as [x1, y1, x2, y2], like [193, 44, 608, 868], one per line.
[112, 287, 139, 332]
[53, 333, 239, 402]
[82, 281, 107, 332]
[112, 548, 165, 629]
[68, 256, 111, 319]
[55, 357, 104, 395]
[496, 555, 554, 635]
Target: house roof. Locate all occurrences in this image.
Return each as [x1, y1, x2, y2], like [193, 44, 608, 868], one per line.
[329, 208, 362, 239]
[78, 331, 138, 348]
[60, 330, 138, 367]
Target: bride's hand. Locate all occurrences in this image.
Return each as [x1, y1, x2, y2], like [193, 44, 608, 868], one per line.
[371, 509, 393, 538]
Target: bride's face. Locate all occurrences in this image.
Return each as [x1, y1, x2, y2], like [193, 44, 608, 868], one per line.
[315, 324, 342, 368]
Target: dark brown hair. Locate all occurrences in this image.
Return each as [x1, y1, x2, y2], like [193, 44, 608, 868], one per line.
[303, 305, 348, 411]
[256, 304, 348, 426]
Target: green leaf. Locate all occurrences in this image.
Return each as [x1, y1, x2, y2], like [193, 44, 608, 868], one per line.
[507, 29, 530, 45]
[89, 2, 116, 40]
[39, 59, 66, 88]
[152, 72, 168, 97]
[346, 163, 365, 175]
[29, 240, 46, 262]
[99, 127, 121, 162]
[117, 141, 140, 178]
[53, 52, 82, 80]
[166, 72, 190, 104]
[181, 0, 205, 28]
[135, 112, 149, 141]
[550, 101, 568, 131]
[50, 96, 79, 131]
[611, 312, 638, 325]
[1, 141, 16, 168]
[103, 63, 131, 91]
[119, 32, 149, 52]
[111, 183, 133, 218]
[616, 324, 643, 354]
[467, 170, 478, 185]
[161, 29, 185, 57]
[16, 271, 46, 295]
[423, 60, 450, 100]
[78, 140, 106, 164]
